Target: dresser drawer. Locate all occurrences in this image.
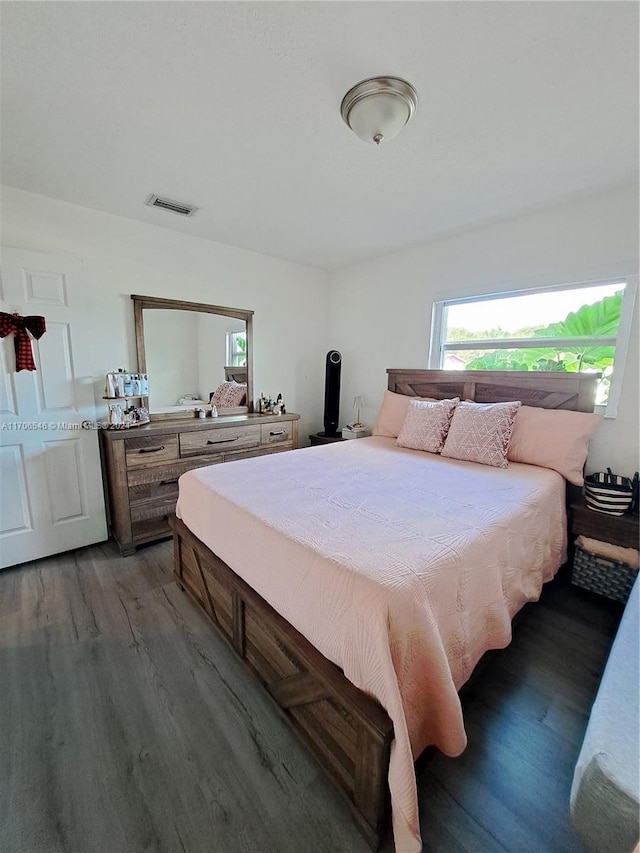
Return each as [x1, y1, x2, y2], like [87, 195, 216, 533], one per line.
[130, 498, 177, 524]
[125, 434, 179, 468]
[132, 515, 172, 542]
[129, 479, 179, 506]
[261, 422, 293, 447]
[180, 424, 261, 457]
[127, 458, 221, 489]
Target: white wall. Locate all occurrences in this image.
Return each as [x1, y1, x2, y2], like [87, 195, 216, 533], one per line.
[328, 184, 639, 477]
[1, 186, 329, 441]
[3, 183, 637, 476]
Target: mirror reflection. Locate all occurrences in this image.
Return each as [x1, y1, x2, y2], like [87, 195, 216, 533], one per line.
[143, 309, 247, 409]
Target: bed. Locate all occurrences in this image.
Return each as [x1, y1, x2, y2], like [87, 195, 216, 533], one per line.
[170, 369, 598, 853]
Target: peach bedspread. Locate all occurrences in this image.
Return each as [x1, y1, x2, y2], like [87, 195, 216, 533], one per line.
[176, 436, 567, 852]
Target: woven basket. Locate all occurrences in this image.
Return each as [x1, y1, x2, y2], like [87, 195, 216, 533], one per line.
[572, 547, 638, 603]
[584, 468, 633, 516]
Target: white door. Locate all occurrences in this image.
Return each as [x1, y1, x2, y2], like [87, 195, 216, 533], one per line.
[0, 248, 107, 569]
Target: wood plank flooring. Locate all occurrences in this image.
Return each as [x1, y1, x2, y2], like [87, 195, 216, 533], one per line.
[0, 540, 622, 853]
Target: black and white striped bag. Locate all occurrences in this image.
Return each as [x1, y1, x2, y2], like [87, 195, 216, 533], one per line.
[584, 468, 633, 516]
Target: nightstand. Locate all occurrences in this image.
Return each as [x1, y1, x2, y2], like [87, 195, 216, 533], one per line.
[309, 432, 346, 447]
[569, 499, 639, 602]
[570, 500, 639, 549]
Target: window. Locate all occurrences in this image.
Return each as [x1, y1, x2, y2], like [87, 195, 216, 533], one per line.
[226, 330, 247, 367]
[429, 277, 637, 417]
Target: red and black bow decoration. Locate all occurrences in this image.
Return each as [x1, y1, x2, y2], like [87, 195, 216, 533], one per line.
[0, 312, 47, 371]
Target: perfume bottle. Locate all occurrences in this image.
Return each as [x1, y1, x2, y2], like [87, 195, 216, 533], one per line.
[105, 373, 117, 398]
[116, 369, 126, 397]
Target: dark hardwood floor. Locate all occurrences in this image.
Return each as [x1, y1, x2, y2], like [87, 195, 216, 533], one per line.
[0, 540, 621, 853]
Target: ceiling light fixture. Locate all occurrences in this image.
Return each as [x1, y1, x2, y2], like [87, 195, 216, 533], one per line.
[340, 76, 418, 146]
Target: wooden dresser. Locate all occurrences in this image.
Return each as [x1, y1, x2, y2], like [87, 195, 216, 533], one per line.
[100, 413, 299, 555]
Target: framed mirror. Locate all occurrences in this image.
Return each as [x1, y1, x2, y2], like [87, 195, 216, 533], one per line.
[132, 295, 254, 416]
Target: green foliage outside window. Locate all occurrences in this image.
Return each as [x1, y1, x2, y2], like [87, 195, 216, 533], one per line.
[448, 291, 622, 404]
[466, 291, 620, 372]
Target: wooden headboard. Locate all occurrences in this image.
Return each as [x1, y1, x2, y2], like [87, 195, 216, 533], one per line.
[387, 369, 598, 413]
[224, 366, 248, 384]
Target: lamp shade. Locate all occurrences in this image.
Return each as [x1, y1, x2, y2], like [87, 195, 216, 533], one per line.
[341, 77, 418, 145]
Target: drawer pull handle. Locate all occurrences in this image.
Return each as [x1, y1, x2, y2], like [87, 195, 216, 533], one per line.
[206, 437, 239, 445]
[269, 430, 286, 436]
[138, 445, 165, 454]
[160, 478, 179, 485]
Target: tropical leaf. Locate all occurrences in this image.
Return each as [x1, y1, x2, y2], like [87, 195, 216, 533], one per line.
[533, 291, 622, 339]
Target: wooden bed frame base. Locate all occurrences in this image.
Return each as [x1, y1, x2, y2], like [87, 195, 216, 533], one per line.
[171, 370, 599, 848]
[170, 515, 394, 849]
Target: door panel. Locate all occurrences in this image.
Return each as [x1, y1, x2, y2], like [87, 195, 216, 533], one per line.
[0, 247, 107, 568]
[34, 322, 77, 412]
[23, 268, 68, 306]
[0, 346, 17, 414]
[0, 445, 32, 534]
[43, 437, 87, 524]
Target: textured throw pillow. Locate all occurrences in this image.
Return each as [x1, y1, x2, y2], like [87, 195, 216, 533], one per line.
[396, 398, 459, 453]
[372, 390, 437, 438]
[210, 380, 247, 408]
[507, 406, 602, 485]
[441, 400, 521, 468]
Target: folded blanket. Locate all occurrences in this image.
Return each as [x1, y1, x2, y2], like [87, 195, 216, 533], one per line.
[576, 536, 639, 569]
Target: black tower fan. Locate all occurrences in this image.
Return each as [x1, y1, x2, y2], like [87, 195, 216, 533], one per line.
[323, 350, 342, 437]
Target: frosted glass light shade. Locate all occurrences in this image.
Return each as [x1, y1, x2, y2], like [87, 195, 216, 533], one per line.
[341, 77, 418, 146]
[348, 94, 409, 144]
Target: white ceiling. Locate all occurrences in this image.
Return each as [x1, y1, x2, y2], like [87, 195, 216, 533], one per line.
[1, 2, 638, 270]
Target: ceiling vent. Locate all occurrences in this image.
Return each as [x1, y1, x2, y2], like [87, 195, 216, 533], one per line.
[145, 194, 198, 217]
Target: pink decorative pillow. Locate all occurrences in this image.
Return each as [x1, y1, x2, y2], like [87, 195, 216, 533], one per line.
[372, 390, 437, 438]
[210, 380, 247, 408]
[441, 400, 521, 468]
[396, 398, 459, 453]
[507, 406, 602, 485]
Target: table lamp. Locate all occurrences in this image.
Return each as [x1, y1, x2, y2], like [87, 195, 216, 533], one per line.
[353, 396, 364, 428]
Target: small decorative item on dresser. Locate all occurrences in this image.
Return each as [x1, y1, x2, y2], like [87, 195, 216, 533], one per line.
[104, 370, 150, 428]
[273, 393, 286, 415]
[104, 370, 150, 400]
[584, 468, 634, 516]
